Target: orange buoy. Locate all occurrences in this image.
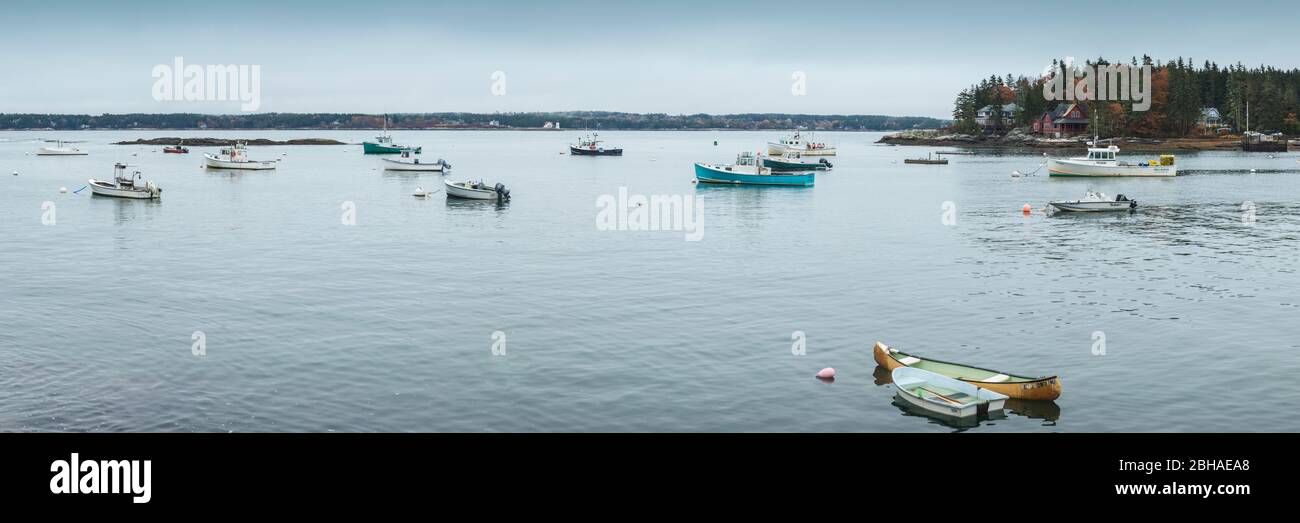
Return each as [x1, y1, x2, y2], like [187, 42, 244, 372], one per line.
[1022, 204, 1032, 214]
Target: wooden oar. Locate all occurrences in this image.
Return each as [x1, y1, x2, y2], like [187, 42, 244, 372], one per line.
[918, 387, 964, 406]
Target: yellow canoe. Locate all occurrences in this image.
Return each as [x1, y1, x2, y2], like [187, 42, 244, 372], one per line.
[873, 342, 1061, 401]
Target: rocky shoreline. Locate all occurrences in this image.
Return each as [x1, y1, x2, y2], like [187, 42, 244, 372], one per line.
[113, 138, 346, 146]
[878, 129, 1253, 152]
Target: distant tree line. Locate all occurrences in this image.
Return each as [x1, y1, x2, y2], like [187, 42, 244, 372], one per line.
[0, 112, 948, 131]
[952, 57, 1300, 137]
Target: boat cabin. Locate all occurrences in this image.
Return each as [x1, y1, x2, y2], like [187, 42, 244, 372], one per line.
[1085, 146, 1118, 161]
[778, 131, 827, 150]
[218, 142, 251, 162]
[113, 162, 140, 187]
[576, 133, 604, 149]
[735, 152, 759, 166]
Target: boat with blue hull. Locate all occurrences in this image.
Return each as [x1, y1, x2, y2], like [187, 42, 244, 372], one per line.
[694, 152, 815, 186]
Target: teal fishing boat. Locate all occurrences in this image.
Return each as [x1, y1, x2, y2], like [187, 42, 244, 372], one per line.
[363, 117, 421, 154]
[694, 152, 815, 186]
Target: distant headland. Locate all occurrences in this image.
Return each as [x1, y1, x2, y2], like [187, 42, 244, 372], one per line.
[114, 137, 347, 146]
[0, 112, 949, 131]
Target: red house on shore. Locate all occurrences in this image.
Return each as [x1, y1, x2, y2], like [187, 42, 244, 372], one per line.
[1032, 103, 1089, 137]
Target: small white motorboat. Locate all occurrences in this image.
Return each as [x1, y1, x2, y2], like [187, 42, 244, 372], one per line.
[88, 163, 161, 199]
[444, 179, 510, 201]
[891, 367, 1007, 420]
[382, 151, 450, 172]
[203, 142, 277, 170]
[38, 140, 88, 156]
[1049, 191, 1137, 212]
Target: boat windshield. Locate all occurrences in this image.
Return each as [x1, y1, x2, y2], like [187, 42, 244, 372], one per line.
[1087, 149, 1116, 160]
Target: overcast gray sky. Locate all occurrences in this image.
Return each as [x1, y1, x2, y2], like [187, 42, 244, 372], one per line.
[2, 0, 1297, 118]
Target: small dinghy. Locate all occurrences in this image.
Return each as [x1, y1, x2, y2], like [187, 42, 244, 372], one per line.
[204, 142, 276, 170]
[382, 151, 449, 172]
[88, 163, 161, 199]
[445, 179, 510, 202]
[892, 367, 1008, 420]
[412, 186, 435, 198]
[874, 342, 1061, 400]
[762, 150, 832, 171]
[1049, 190, 1137, 212]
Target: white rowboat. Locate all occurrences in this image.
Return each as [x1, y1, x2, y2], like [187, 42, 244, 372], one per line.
[892, 367, 1007, 420]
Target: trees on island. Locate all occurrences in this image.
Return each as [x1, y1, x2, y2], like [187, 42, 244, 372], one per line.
[951, 58, 1300, 137]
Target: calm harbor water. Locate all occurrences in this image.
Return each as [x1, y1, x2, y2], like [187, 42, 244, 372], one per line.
[2, 130, 1299, 432]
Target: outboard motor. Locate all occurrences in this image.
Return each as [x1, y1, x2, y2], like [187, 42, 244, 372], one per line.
[441, 159, 451, 170]
[819, 158, 833, 168]
[494, 183, 510, 202]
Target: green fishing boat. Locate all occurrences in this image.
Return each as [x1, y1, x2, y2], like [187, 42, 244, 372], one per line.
[363, 117, 421, 154]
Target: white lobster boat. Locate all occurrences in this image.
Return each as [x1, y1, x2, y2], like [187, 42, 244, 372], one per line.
[766, 130, 836, 156]
[88, 163, 161, 199]
[204, 142, 277, 170]
[38, 141, 88, 156]
[381, 151, 450, 172]
[444, 179, 510, 201]
[1047, 143, 1175, 177]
